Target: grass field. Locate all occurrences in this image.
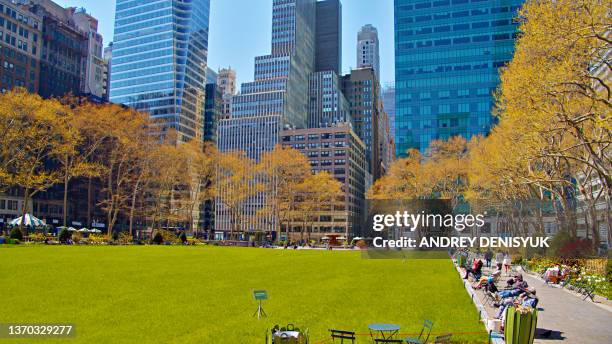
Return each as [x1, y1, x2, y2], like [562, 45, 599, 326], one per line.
[1, 246, 487, 343]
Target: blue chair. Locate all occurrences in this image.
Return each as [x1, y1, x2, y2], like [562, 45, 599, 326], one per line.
[404, 320, 433, 344]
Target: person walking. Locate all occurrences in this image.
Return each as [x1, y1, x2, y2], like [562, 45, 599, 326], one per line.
[503, 252, 512, 274]
[495, 251, 504, 270]
[484, 249, 493, 268]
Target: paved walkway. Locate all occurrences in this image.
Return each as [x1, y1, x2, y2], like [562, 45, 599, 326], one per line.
[471, 266, 612, 344]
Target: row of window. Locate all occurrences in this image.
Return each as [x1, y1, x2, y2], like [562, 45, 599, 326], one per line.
[0, 199, 18, 211]
[398, 19, 515, 38]
[0, 4, 40, 30]
[398, 32, 517, 52]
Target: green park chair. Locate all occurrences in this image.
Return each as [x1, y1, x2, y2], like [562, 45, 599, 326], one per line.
[329, 329, 355, 343]
[404, 320, 433, 344]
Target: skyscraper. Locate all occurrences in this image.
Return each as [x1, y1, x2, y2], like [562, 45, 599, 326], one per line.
[394, 0, 523, 155]
[356, 24, 380, 79]
[308, 70, 350, 128]
[382, 85, 396, 142]
[315, 0, 341, 74]
[110, 0, 210, 142]
[216, 0, 316, 235]
[341, 67, 381, 179]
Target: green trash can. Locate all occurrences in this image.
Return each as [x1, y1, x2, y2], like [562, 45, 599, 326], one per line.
[504, 306, 537, 344]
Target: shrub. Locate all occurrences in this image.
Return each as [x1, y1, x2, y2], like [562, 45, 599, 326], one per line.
[117, 232, 133, 245]
[152, 231, 163, 245]
[29, 232, 46, 243]
[179, 232, 187, 243]
[89, 234, 109, 245]
[59, 228, 71, 243]
[72, 231, 82, 243]
[8, 238, 20, 244]
[9, 228, 23, 241]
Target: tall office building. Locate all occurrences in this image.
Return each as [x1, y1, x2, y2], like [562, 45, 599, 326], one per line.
[341, 67, 381, 180]
[72, 7, 105, 100]
[215, 0, 316, 236]
[24, 0, 88, 99]
[314, 0, 341, 74]
[308, 70, 350, 128]
[281, 124, 367, 240]
[356, 24, 380, 79]
[382, 85, 396, 142]
[0, 0, 42, 93]
[394, 0, 523, 155]
[110, 0, 210, 142]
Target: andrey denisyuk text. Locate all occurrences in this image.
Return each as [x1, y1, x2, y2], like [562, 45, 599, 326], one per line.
[372, 236, 550, 249]
[371, 211, 550, 249]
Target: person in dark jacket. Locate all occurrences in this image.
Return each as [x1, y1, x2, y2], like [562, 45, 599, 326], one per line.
[464, 259, 484, 280]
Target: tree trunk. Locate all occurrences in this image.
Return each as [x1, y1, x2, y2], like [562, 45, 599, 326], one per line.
[62, 160, 69, 227]
[20, 188, 30, 235]
[128, 176, 141, 237]
[87, 177, 92, 229]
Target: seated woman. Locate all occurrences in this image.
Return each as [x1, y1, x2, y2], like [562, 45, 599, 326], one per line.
[506, 273, 528, 289]
[463, 259, 484, 280]
[495, 285, 529, 300]
[495, 288, 538, 320]
[473, 270, 501, 289]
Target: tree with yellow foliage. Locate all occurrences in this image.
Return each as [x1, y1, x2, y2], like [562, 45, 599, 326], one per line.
[259, 145, 311, 242]
[297, 171, 343, 240]
[216, 150, 261, 239]
[0, 89, 78, 233]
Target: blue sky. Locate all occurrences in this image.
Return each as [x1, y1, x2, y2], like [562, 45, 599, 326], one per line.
[57, 0, 395, 86]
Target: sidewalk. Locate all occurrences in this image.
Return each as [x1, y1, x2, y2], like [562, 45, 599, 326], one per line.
[470, 265, 612, 344]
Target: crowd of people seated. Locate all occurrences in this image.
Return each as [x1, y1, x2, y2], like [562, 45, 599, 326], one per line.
[454, 251, 539, 328]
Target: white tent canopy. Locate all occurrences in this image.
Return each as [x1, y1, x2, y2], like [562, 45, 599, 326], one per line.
[9, 214, 45, 227]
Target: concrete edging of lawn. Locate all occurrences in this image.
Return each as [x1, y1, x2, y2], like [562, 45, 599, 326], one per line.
[454, 264, 504, 344]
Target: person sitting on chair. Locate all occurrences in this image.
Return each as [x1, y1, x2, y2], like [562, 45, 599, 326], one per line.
[506, 273, 528, 289]
[463, 259, 484, 280]
[495, 288, 538, 320]
[473, 269, 501, 289]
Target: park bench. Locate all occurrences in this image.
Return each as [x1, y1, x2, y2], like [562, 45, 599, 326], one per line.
[329, 329, 355, 343]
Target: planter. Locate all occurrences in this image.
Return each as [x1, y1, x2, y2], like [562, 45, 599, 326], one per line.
[504, 306, 537, 344]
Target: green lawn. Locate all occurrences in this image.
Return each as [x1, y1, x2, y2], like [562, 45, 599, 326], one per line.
[1, 246, 487, 343]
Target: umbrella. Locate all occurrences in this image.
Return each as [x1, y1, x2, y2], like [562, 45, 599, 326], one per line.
[90, 229, 102, 233]
[68, 227, 78, 231]
[9, 214, 45, 227]
[338, 236, 347, 240]
[321, 236, 330, 240]
[352, 237, 363, 240]
[78, 228, 89, 232]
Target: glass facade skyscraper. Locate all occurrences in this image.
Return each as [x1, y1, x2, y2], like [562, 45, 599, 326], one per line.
[394, 0, 523, 156]
[110, 0, 210, 142]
